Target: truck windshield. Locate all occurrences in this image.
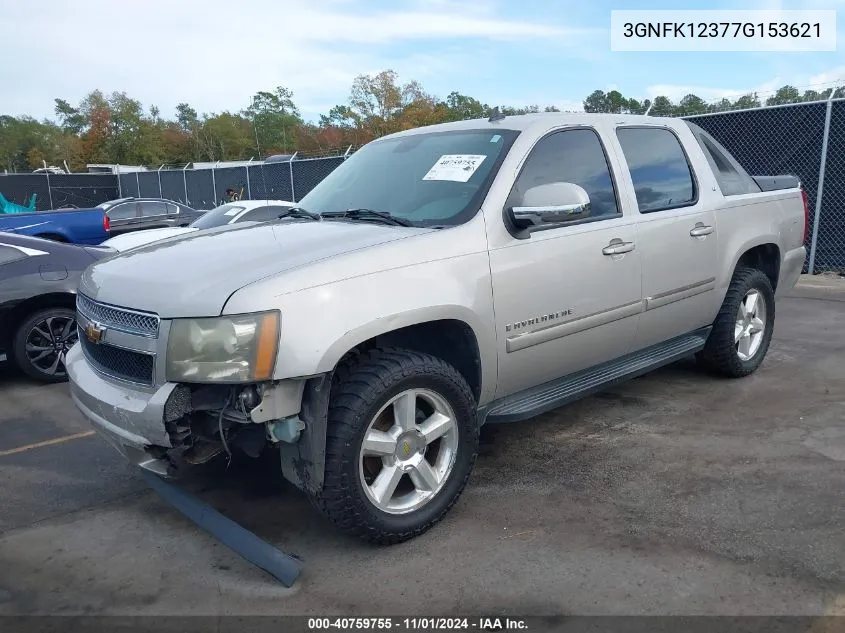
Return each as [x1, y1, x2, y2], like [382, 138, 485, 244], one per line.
[298, 128, 519, 228]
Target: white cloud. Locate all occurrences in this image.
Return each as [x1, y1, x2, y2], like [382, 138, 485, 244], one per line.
[0, 0, 597, 122]
[809, 66, 845, 86]
[646, 65, 845, 105]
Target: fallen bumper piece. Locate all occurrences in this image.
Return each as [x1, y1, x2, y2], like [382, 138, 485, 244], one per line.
[140, 469, 303, 588]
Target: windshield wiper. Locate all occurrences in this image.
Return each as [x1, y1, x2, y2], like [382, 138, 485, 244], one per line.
[276, 206, 322, 221]
[321, 208, 413, 227]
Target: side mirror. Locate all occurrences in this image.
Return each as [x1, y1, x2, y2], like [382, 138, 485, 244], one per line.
[508, 182, 592, 230]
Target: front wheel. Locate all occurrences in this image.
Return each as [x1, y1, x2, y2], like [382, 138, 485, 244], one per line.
[312, 348, 479, 545]
[12, 307, 78, 383]
[697, 266, 775, 378]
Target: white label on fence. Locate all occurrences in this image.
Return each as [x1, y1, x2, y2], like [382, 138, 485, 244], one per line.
[423, 155, 487, 182]
[610, 10, 836, 52]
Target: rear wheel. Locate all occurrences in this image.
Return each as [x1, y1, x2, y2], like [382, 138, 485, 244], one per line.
[12, 308, 77, 383]
[697, 266, 775, 378]
[311, 348, 479, 545]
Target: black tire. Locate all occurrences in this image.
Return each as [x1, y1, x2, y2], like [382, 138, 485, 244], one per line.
[697, 266, 775, 378]
[310, 347, 479, 545]
[12, 307, 77, 383]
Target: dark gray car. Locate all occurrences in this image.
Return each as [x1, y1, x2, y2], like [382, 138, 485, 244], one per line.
[0, 233, 113, 382]
[97, 198, 205, 236]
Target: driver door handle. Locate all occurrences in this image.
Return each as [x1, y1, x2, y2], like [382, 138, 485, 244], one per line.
[690, 224, 715, 237]
[602, 240, 636, 256]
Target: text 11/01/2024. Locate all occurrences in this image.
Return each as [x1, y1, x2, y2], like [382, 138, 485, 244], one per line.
[307, 617, 529, 631]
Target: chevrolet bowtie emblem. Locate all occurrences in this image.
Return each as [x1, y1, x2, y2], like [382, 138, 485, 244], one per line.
[401, 442, 412, 457]
[85, 322, 106, 344]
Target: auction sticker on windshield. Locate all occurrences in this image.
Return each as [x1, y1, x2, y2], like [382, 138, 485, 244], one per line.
[423, 154, 487, 182]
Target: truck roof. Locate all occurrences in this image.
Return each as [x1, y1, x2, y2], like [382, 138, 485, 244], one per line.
[378, 112, 687, 141]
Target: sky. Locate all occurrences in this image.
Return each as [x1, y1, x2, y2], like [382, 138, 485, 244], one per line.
[1, 0, 844, 124]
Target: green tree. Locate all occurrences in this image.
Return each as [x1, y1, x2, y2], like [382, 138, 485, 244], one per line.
[677, 94, 709, 115]
[766, 85, 801, 106]
[442, 92, 488, 121]
[54, 98, 86, 134]
[625, 98, 651, 115]
[198, 112, 255, 161]
[649, 95, 676, 116]
[731, 93, 761, 110]
[243, 86, 302, 155]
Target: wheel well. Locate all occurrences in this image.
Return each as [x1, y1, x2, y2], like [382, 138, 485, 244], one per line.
[737, 244, 780, 292]
[35, 233, 68, 243]
[339, 319, 483, 401]
[2, 293, 77, 347]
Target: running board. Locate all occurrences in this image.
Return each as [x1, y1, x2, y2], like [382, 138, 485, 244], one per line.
[482, 328, 711, 424]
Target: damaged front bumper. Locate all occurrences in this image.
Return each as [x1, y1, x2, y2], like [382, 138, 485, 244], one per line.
[66, 343, 322, 483]
[67, 343, 177, 474]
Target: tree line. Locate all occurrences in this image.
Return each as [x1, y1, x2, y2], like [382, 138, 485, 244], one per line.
[1, 69, 842, 173]
[582, 85, 845, 116]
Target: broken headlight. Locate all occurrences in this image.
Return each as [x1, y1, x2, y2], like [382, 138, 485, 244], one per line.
[165, 311, 280, 383]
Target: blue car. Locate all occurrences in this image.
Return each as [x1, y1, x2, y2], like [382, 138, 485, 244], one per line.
[0, 207, 111, 244]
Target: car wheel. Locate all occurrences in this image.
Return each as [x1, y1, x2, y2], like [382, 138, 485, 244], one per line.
[12, 308, 78, 383]
[697, 265, 775, 378]
[311, 347, 479, 545]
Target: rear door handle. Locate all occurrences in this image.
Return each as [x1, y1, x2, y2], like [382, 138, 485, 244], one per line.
[602, 241, 635, 256]
[690, 224, 715, 237]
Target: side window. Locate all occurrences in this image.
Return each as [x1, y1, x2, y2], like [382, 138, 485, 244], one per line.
[686, 122, 762, 196]
[701, 135, 737, 175]
[0, 245, 26, 266]
[506, 128, 620, 222]
[165, 203, 180, 215]
[106, 202, 137, 220]
[616, 127, 696, 213]
[139, 201, 168, 217]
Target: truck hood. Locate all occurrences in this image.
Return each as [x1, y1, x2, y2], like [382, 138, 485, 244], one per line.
[79, 220, 433, 317]
[101, 226, 197, 252]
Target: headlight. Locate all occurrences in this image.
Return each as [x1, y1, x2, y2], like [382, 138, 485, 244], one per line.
[166, 311, 280, 383]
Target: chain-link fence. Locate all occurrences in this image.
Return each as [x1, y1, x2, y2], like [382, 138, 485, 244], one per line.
[1, 108, 844, 272]
[115, 155, 347, 209]
[0, 173, 119, 210]
[684, 97, 844, 274]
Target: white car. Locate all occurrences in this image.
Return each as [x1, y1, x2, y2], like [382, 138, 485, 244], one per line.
[100, 199, 295, 252]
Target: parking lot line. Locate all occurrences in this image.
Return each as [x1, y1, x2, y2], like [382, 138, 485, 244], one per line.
[0, 430, 95, 456]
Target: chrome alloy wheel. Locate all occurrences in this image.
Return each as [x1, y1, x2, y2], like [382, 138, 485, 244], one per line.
[735, 289, 766, 361]
[25, 315, 77, 377]
[358, 388, 460, 515]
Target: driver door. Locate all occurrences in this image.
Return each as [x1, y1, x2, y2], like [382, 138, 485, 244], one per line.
[487, 127, 643, 398]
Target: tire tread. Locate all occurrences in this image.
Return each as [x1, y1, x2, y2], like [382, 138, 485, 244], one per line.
[698, 265, 775, 378]
[309, 346, 479, 545]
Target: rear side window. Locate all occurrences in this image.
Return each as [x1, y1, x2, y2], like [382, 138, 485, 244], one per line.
[0, 245, 26, 266]
[139, 201, 168, 217]
[616, 127, 696, 213]
[107, 202, 136, 220]
[684, 121, 761, 196]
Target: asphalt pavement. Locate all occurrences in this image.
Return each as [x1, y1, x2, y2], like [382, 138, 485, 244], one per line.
[0, 276, 843, 617]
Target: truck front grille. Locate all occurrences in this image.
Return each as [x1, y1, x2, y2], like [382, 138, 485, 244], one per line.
[79, 335, 155, 386]
[76, 294, 160, 338]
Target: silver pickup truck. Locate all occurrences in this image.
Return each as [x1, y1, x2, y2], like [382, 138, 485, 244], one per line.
[66, 113, 808, 544]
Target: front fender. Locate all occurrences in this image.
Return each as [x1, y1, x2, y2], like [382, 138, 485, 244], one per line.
[245, 251, 498, 405]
